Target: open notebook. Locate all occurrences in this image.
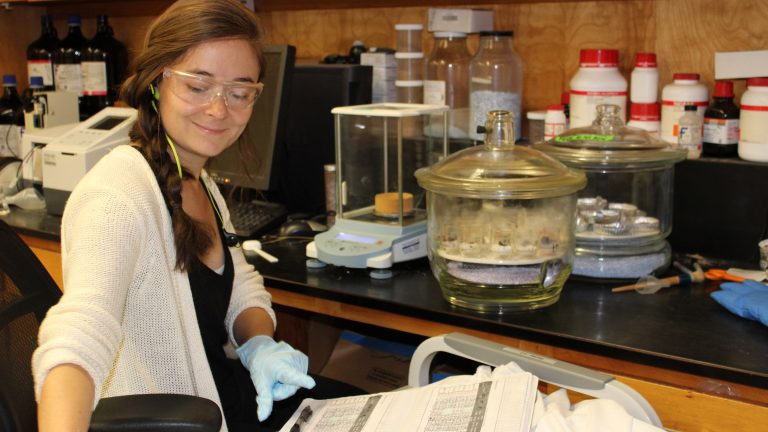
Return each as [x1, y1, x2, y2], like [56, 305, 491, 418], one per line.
[279, 370, 538, 432]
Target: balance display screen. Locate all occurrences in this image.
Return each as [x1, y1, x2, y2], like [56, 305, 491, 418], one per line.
[89, 116, 127, 131]
[336, 232, 377, 244]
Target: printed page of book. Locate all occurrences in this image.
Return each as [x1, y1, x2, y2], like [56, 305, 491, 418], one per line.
[279, 372, 538, 432]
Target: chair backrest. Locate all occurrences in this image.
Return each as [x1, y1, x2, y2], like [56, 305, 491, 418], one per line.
[0, 220, 61, 432]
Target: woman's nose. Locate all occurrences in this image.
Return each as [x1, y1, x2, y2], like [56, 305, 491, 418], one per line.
[205, 92, 229, 118]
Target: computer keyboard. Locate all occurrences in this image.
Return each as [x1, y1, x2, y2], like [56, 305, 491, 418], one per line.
[227, 200, 288, 238]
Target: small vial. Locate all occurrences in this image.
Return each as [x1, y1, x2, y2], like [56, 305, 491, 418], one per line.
[323, 164, 337, 226]
[678, 104, 703, 159]
[544, 104, 566, 140]
[526, 110, 546, 144]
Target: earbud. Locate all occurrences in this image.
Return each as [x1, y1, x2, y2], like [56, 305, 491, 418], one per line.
[149, 83, 160, 112]
[149, 83, 160, 100]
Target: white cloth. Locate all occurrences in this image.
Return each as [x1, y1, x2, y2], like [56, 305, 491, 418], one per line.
[32, 145, 276, 432]
[442, 363, 664, 432]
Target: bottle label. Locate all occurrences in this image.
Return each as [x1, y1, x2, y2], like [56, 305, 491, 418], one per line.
[740, 108, 768, 145]
[569, 92, 627, 128]
[544, 122, 565, 139]
[82, 61, 108, 96]
[54, 63, 83, 95]
[423, 80, 446, 105]
[27, 60, 54, 86]
[660, 102, 706, 143]
[703, 118, 739, 144]
[678, 124, 703, 158]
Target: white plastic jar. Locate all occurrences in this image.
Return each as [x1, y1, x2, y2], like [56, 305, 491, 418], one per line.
[630, 52, 658, 103]
[660, 73, 708, 144]
[544, 104, 567, 140]
[627, 102, 660, 137]
[569, 49, 627, 128]
[739, 77, 768, 162]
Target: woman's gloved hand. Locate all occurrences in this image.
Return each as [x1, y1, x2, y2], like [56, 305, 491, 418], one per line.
[236, 335, 316, 421]
[711, 279, 768, 327]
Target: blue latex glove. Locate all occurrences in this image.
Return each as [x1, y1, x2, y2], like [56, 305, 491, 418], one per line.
[711, 279, 768, 327]
[236, 335, 316, 421]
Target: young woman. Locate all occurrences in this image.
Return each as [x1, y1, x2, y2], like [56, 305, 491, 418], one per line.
[33, 1, 320, 430]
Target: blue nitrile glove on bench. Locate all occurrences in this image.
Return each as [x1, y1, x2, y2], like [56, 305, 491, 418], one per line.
[236, 335, 316, 421]
[711, 279, 768, 327]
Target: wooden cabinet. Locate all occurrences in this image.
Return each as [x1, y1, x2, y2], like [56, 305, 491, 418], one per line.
[3, 0, 766, 115]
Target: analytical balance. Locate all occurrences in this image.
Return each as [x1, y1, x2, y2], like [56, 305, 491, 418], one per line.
[306, 103, 448, 278]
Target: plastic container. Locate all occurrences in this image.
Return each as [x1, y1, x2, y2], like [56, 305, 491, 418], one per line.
[395, 52, 424, 81]
[738, 77, 768, 162]
[630, 52, 658, 103]
[395, 80, 423, 103]
[660, 73, 708, 144]
[526, 110, 546, 144]
[424, 32, 472, 139]
[677, 105, 703, 159]
[544, 104, 566, 140]
[535, 104, 687, 280]
[416, 110, 586, 312]
[703, 80, 740, 157]
[569, 49, 627, 128]
[469, 31, 524, 141]
[395, 24, 423, 53]
[627, 102, 660, 137]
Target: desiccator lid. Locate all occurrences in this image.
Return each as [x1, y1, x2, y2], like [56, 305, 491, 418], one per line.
[534, 105, 687, 170]
[415, 139, 586, 200]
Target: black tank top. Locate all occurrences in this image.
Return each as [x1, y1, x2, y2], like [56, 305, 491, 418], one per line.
[188, 227, 258, 429]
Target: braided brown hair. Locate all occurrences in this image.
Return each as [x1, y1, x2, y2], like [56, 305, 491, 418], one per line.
[120, 0, 265, 271]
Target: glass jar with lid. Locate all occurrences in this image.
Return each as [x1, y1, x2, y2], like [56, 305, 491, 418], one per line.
[469, 31, 524, 142]
[424, 32, 472, 140]
[416, 110, 586, 313]
[534, 104, 687, 280]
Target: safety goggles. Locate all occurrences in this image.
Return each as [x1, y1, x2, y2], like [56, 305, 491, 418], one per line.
[162, 68, 264, 111]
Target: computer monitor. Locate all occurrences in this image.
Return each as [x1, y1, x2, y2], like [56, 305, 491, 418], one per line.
[207, 44, 295, 192]
[277, 64, 372, 214]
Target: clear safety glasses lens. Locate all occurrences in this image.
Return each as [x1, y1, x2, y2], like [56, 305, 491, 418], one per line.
[163, 69, 263, 110]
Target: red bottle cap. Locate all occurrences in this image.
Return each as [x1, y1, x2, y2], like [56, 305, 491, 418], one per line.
[673, 73, 700, 81]
[630, 102, 660, 121]
[713, 80, 734, 98]
[579, 49, 619, 67]
[634, 52, 657, 68]
[747, 77, 768, 87]
[547, 104, 565, 111]
[560, 91, 570, 104]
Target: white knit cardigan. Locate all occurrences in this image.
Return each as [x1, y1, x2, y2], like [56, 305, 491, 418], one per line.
[32, 145, 276, 431]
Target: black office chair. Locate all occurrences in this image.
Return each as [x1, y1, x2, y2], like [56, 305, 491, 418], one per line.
[0, 219, 222, 432]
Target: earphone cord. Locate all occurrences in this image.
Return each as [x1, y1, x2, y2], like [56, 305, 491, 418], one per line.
[155, 85, 235, 246]
[164, 133, 227, 231]
[201, 178, 226, 229]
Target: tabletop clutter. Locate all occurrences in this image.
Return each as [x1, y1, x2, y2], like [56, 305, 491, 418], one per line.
[302, 8, 768, 325]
